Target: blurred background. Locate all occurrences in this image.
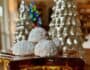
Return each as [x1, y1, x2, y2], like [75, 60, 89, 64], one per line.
[0, 0, 90, 50]
[0, 0, 90, 70]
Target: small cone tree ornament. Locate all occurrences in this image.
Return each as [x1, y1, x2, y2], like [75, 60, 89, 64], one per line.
[14, 1, 42, 43]
[15, 0, 28, 43]
[49, 0, 84, 58]
[14, 0, 29, 43]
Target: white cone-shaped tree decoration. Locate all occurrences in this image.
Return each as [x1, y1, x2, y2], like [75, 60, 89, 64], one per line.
[14, 0, 32, 43]
[14, 0, 27, 43]
[49, 0, 84, 57]
[14, 0, 42, 43]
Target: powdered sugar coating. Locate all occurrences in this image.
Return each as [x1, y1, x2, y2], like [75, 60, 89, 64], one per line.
[34, 39, 58, 57]
[53, 38, 61, 48]
[28, 27, 48, 42]
[11, 40, 35, 56]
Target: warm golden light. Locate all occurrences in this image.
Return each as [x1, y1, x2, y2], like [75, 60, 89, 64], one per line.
[21, 66, 73, 70]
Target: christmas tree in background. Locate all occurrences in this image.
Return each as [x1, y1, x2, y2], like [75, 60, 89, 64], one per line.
[14, 0, 28, 43]
[49, 0, 84, 57]
[14, 0, 42, 43]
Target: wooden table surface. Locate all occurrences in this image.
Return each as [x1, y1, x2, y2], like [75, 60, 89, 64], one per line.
[83, 49, 90, 70]
[0, 49, 89, 70]
[0, 55, 85, 70]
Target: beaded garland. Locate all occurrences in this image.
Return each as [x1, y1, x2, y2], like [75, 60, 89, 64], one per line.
[28, 2, 42, 27]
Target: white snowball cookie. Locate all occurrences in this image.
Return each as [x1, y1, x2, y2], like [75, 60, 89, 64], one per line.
[28, 27, 48, 42]
[34, 39, 58, 57]
[82, 34, 90, 48]
[82, 41, 90, 48]
[52, 38, 61, 48]
[11, 40, 35, 56]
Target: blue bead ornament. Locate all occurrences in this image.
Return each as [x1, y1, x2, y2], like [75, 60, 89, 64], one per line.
[29, 2, 42, 27]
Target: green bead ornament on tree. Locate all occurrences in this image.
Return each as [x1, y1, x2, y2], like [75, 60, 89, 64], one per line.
[28, 2, 42, 27]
